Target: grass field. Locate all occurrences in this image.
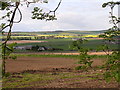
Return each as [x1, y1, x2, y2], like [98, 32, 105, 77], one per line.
[4, 30, 117, 52]
[14, 38, 118, 53]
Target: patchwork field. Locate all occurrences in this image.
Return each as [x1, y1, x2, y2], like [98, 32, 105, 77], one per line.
[2, 31, 119, 89]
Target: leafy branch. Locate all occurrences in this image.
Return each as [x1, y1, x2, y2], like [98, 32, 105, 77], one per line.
[71, 38, 94, 71]
[31, 0, 62, 21]
[99, 1, 120, 87]
[0, 0, 62, 77]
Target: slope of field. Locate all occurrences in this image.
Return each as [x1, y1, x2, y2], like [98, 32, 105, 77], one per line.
[3, 55, 118, 88]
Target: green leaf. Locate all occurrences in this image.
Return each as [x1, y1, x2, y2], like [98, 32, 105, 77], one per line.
[115, 72, 120, 82]
[11, 56, 17, 60]
[0, 1, 9, 10]
[87, 61, 93, 67]
[43, 0, 48, 3]
[102, 3, 108, 8]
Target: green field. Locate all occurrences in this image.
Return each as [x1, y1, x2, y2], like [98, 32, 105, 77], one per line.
[2, 30, 118, 53]
[14, 38, 118, 53]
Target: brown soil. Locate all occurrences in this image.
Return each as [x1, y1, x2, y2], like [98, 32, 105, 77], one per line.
[4, 57, 118, 88]
[5, 40, 47, 44]
[6, 57, 105, 73]
[6, 57, 77, 73]
[14, 51, 113, 55]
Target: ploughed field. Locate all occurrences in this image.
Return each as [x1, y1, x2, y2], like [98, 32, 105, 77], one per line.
[3, 56, 118, 88]
[6, 57, 77, 73]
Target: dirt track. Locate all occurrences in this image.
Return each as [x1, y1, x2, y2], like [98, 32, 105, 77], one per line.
[6, 57, 104, 73]
[6, 40, 47, 44]
[14, 51, 113, 55]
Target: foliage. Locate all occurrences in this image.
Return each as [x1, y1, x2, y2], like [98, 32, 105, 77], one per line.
[70, 1, 120, 86]
[104, 51, 120, 82]
[32, 7, 57, 21]
[2, 43, 17, 76]
[2, 43, 17, 57]
[71, 38, 94, 70]
[0, 1, 9, 10]
[99, 1, 120, 85]
[0, 0, 62, 77]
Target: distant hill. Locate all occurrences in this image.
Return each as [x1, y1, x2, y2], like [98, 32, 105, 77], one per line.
[12, 30, 106, 36]
[33, 30, 105, 35]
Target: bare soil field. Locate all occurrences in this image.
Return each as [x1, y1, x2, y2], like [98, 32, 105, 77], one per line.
[3, 56, 119, 88]
[6, 57, 104, 73]
[6, 57, 77, 73]
[5, 40, 47, 44]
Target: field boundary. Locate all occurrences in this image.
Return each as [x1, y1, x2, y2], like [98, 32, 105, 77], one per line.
[13, 51, 112, 55]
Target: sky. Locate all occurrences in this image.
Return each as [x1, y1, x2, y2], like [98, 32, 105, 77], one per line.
[0, 0, 119, 32]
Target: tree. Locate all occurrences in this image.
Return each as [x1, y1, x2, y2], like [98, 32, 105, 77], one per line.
[100, 1, 120, 87]
[70, 38, 94, 70]
[0, 0, 62, 77]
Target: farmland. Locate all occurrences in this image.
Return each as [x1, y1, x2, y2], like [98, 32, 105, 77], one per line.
[2, 30, 102, 41]
[12, 38, 117, 53]
[2, 30, 118, 53]
[2, 30, 119, 89]
[3, 54, 118, 88]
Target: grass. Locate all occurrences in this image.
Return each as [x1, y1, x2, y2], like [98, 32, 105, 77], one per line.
[60, 72, 102, 79]
[10, 53, 108, 60]
[16, 38, 73, 51]
[3, 71, 103, 88]
[15, 38, 118, 53]
[3, 73, 56, 88]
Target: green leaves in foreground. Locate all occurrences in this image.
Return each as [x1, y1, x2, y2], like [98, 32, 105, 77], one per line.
[0, 1, 9, 10]
[71, 39, 94, 70]
[104, 71, 120, 83]
[2, 43, 17, 59]
[31, 7, 57, 21]
[104, 51, 120, 83]
[3, 43, 17, 56]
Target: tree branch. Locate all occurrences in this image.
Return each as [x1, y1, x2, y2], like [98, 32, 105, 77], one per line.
[13, 8, 22, 23]
[0, 25, 10, 32]
[3, 2, 20, 45]
[48, 0, 62, 17]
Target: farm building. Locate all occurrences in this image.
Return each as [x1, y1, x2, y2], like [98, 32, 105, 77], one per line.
[14, 45, 33, 50]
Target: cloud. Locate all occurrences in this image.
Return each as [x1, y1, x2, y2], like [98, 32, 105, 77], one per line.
[5, 0, 118, 32]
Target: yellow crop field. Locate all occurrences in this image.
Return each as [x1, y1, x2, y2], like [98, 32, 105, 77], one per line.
[83, 35, 98, 37]
[55, 35, 75, 38]
[37, 35, 53, 37]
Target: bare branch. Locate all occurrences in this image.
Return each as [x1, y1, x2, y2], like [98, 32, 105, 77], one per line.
[54, 0, 62, 12]
[49, 0, 62, 15]
[46, 0, 62, 20]
[0, 25, 10, 32]
[3, 2, 20, 45]
[13, 8, 22, 23]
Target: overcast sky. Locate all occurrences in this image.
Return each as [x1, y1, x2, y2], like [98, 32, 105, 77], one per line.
[1, 0, 119, 32]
